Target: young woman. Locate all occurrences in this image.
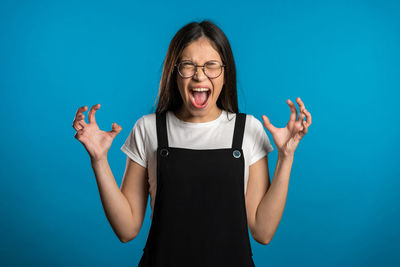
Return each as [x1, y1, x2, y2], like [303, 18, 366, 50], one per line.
[72, 20, 312, 267]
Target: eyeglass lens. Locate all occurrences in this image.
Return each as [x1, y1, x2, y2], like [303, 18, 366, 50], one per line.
[178, 62, 223, 78]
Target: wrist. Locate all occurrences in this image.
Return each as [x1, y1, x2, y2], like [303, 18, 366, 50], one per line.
[277, 150, 294, 160]
[90, 156, 108, 165]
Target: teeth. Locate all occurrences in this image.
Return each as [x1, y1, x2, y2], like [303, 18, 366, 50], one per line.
[191, 88, 210, 92]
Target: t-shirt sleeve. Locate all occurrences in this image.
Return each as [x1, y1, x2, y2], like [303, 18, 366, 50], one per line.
[120, 116, 147, 168]
[250, 116, 274, 166]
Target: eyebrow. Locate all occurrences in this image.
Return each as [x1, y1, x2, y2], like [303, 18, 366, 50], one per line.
[180, 59, 221, 63]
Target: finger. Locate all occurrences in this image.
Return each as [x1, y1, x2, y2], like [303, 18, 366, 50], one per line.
[296, 98, 311, 122]
[72, 120, 88, 132]
[262, 115, 278, 135]
[72, 122, 82, 131]
[74, 131, 81, 140]
[74, 129, 84, 140]
[296, 97, 306, 114]
[287, 99, 298, 124]
[297, 97, 310, 123]
[75, 114, 85, 121]
[88, 104, 100, 124]
[74, 106, 88, 120]
[72, 113, 87, 130]
[77, 119, 88, 128]
[74, 129, 87, 142]
[303, 108, 312, 126]
[302, 120, 309, 134]
[108, 122, 122, 138]
[298, 110, 306, 122]
[72, 106, 88, 130]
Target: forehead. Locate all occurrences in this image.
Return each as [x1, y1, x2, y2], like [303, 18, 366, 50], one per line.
[180, 38, 222, 62]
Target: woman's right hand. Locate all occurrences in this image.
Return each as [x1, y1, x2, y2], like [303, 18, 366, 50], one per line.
[72, 104, 122, 162]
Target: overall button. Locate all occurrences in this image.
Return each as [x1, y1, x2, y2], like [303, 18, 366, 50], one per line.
[160, 148, 169, 157]
[233, 150, 241, 158]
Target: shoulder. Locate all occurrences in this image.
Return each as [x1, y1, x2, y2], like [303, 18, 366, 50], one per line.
[127, 113, 157, 143]
[243, 113, 264, 132]
[128, 113, 158, 148]
[134, 113, 156, 130]
[242, 113, 268, 146]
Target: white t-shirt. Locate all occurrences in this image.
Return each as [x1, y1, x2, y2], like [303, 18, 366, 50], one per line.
[121, 110, 274, 220]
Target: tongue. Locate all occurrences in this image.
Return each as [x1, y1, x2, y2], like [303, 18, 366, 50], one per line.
[193, 91, 208, 106]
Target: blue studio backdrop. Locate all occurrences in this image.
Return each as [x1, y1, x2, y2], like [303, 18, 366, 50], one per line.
[1, 0, 399, 266]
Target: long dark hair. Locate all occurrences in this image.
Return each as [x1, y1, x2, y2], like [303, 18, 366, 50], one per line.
[153, 20, 238, 115]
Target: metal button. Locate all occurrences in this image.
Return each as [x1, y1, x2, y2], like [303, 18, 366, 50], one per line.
[160, 148, 169, 157]
[233, 150, 241, 158]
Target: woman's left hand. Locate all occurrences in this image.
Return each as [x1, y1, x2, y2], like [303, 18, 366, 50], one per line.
[262, 97, 312, 157]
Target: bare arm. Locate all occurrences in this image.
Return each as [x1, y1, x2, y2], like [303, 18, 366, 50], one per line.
[246, 154, 293, 245]
[91, 157, 148, 243]
[72, 104, 149, 243]
[246, 97, 311, 244]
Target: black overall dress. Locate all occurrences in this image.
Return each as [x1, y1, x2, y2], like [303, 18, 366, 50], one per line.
[138, 111, 255, 267]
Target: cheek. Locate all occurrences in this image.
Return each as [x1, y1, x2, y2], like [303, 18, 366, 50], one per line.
[213, 78, 224, 95]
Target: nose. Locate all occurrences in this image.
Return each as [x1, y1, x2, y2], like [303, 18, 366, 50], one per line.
[193, 66, 207, 81]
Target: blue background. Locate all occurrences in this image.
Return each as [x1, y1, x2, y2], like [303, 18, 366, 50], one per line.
[1, 0, 399, 266]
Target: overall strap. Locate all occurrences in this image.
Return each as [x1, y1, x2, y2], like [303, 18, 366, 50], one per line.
[156, 111, 169, 148]
[232, 113, 246, 149]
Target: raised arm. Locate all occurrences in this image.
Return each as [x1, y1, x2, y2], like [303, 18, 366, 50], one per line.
[72, 104, 148, 243]
[246, 97, 312, 245]
[91, 157, 148, 243]
[119, 157, 149, 242]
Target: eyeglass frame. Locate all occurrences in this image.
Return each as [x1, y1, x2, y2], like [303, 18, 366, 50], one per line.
[174, 60, 226, 79]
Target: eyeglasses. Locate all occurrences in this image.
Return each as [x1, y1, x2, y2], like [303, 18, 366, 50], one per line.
[175, 61, 226, 79]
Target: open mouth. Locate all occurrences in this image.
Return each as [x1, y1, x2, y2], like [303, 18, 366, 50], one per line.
[189, 88, 211, 109]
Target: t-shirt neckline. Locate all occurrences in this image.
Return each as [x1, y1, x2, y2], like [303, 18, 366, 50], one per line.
[168, 110, 226, 128]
